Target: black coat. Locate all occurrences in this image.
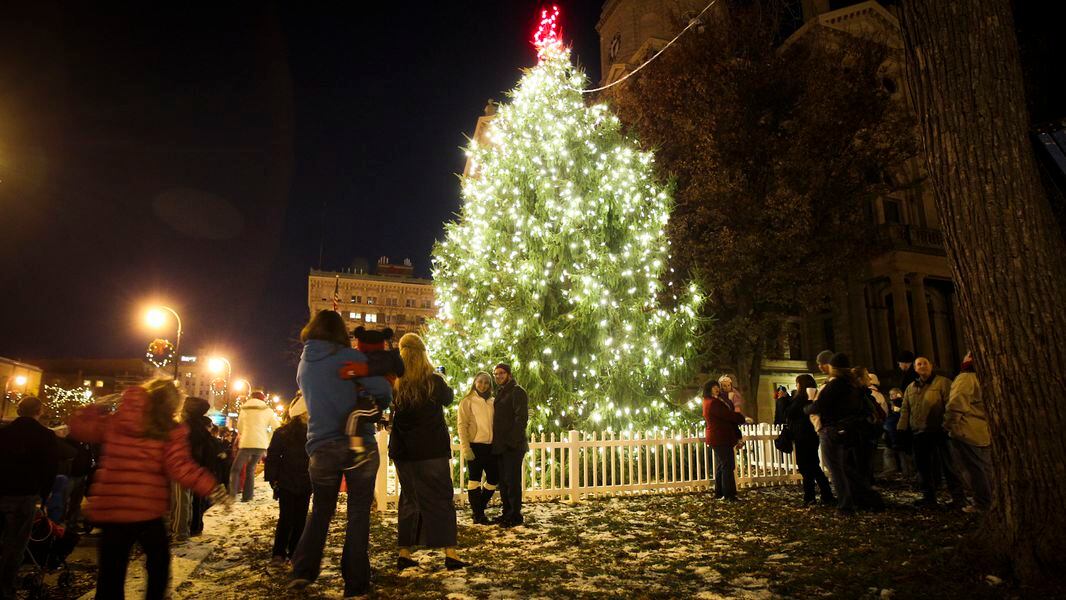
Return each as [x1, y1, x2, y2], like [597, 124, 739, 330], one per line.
[186, 417, 218, 472]
[773, 395, 791, 425]
[491, 378, 529, 455]
[785, 392, 819, 444]
[0, 417, 60, 499]
[807, 377, 864, 427]
[388, 374, 454, 462]
[264, 421, 312, 495]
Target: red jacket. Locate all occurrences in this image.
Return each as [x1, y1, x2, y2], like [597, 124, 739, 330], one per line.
[69, 387, 217, 524]
[703, 395, 746, 447]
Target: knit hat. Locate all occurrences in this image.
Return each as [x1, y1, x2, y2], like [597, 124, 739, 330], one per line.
[352, 326, 394, 353]
[494, 362, 512, 375]
[816, 350, 834, 365]
[250, 391, 266, 400]
[828, 352, 851, 369]
[182, 396, 211, 418]
[896, 350, 915, 363]
[961, 351, 974, 372]
[288, 396, 308, 418]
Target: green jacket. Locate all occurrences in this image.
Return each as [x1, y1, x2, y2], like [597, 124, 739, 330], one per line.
[944, 372, 991, 447]
[898, 374, 952, 433]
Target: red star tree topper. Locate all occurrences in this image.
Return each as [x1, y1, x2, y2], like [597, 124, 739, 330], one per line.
[533, 4, 563, 59]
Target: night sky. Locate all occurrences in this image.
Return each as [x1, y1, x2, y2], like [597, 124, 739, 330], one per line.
[0, 2, 604, 394]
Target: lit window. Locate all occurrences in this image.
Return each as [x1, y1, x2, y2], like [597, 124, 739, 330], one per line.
[405, 298, 415, 307]
[365, 313, 378, 323]
[95, 380, 104, 388]
[349, 311, 361, 320]
[83, 380, 91, 387]
[367, 297, 376, 305]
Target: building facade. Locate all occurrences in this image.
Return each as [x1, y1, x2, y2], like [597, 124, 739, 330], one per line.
[597, 0, 961, 421]
[1, 357, 44, 421]
[308, 257, 436, 340]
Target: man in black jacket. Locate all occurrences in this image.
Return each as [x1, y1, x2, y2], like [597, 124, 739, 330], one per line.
[0, 396, 60, 600]
[490, 363, 529, 527]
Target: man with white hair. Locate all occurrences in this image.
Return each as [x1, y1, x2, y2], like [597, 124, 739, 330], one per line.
[0, 397, 60, 600]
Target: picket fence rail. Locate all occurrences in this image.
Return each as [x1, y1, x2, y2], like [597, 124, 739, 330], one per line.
[371, 423, 801, 512]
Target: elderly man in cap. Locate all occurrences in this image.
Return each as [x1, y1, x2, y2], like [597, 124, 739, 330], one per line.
[0, 396, 60, 600]
[490, 363, 529, 527]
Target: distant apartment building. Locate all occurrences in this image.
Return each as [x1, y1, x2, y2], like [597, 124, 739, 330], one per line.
[308, 257, 436, 340]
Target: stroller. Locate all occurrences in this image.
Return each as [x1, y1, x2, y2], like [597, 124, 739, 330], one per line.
[22, 509, 79, 599]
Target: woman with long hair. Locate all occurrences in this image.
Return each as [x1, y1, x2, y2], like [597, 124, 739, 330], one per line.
[702, 378, 747, 501]
[68, 379, 228, 600]
[289, 310, 391, 597]
[787, 374, 834, 506]
[457, 372, 496, 524]
[390, 333, 468, 570]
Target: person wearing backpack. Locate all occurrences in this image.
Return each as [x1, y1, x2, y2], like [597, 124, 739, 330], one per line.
[898, 356, 966, 509]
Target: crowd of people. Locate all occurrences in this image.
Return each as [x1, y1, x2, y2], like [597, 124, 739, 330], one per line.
[704, 348, 993, 515]
[0, 308, 993, 599]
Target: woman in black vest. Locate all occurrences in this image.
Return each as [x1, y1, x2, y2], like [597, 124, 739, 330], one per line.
[389, 333, 468, 571]
[787, 375, 834, 506]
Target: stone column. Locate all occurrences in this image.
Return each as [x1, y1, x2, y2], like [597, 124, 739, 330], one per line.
[848, 280, 873, 367]
[872, 289, 895, 373]
[889, 272, 914, 355]
[910, 273, 935, 360]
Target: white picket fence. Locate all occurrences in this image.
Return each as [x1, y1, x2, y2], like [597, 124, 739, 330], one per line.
[371, 423, 800, 511]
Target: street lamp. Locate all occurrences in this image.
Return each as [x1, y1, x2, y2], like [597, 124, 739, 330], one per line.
[3, 374, 28, 421]
[144, 306, 183, 378]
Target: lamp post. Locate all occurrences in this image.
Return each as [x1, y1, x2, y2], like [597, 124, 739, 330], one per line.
[145, 306, 183, 378]
[2, 374, 27, 421]
[207, 356, 232, 414]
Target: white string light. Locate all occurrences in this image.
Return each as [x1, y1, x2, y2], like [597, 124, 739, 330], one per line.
[575, 0, 720, 94]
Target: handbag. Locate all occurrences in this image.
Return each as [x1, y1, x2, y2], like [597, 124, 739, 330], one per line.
[774, 424, 794, 453]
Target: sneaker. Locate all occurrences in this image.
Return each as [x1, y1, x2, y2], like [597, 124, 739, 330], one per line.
[343, 449, 374, 471]
[287, 578, 312, 590]
[397, 556, 418, 570]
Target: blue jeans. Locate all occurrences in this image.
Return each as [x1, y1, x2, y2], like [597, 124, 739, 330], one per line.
[496, 449, 526, 524]
[229, 448, 265, 501]
[0, 495, 37, 600]
[292, 440, 378, 597]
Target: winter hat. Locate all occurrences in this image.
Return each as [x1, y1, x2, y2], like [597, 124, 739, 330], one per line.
[250, 391, 266, 401]
[828, 352, 851, 369]
[867, 373, 881, 387]
[494, 362, 512, 375]
[961, 351, 975, 372]
[352, 326, 394, 353]
[816, 350, 834, 366]
[288, 396, 308, 418]
[182, 396, 211, 418]
[896, 350, 915, 363]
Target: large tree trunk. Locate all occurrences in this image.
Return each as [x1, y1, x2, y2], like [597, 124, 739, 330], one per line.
[899, 0, 1066, 586]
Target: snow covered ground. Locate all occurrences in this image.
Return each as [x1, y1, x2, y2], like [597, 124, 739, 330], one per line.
[61, 475, 1007, 599]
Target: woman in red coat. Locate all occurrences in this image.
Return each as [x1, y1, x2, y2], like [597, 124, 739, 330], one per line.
[69, 379, 229, 600]
[702, 379, 748, 501]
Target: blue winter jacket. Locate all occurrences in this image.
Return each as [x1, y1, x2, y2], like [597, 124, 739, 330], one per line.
[297, 339, 393, 454]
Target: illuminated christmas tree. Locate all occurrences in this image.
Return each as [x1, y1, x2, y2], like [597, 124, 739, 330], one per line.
[426, 6, 705, 432]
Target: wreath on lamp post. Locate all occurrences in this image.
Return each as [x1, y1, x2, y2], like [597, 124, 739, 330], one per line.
[146, 338, 175, 369]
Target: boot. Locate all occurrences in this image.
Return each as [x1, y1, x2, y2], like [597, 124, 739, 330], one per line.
[478, 486, 497, 524]
[467, 488, 488, 524]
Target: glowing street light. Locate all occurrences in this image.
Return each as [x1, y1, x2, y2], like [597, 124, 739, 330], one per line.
[144, 306, 183, 378]
[13, 375, 27, 387]
[232, 378, 251, 393]
[207, 356, 231, 375]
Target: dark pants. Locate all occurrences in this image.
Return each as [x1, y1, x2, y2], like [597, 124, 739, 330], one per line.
[64, 476, 87, 529]
[96, 519, 170, 600]
[710, 446, 737, 499]
[820, 431, 882, 511]
[496, 449, 526, 524]
[229, 448, 265, 501]
[190, 493, 207, 536]
[951, 439, 992, 509]
[272, 489, 311, 559]
[795, 439, 833, 502]
[913, 430, 965, 503]
[0, 495, 37, 600]
[467, 443, 499, 486]
[292, 440, 377, 597]
[395, 458, 458, 548]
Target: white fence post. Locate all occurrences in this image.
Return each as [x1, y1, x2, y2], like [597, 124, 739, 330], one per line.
[567, 429, 580, 504]
[374, 429, 389, 512]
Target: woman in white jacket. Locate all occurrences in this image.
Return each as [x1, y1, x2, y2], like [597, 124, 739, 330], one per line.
[457, 372, 496, 524]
